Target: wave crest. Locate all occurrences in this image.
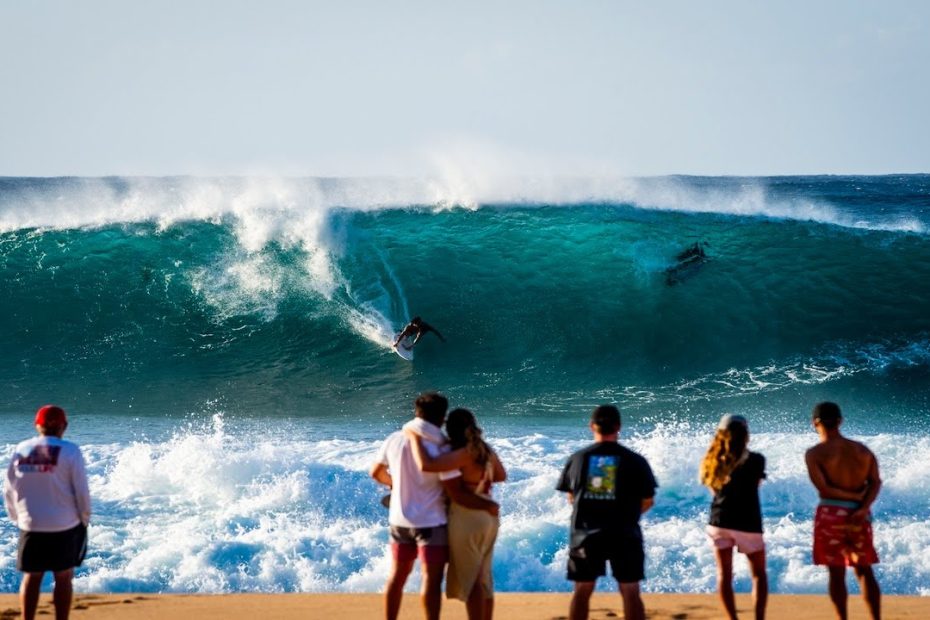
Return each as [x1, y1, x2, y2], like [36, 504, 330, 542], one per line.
[1, 175, 926, 235]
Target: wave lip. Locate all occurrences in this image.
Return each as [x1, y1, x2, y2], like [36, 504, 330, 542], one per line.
[1, 175, 928, 235]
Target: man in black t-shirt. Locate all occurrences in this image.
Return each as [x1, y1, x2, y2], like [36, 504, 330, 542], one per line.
[556, 405, 657, 620]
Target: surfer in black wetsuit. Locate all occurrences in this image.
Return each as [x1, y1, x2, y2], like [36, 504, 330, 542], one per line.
[393, 317, 446, 349]
[676, 242, 706, 264]
[666, 241, 709, 285]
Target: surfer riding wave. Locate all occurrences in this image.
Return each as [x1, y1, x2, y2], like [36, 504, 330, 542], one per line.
[394, 317, 446, 351]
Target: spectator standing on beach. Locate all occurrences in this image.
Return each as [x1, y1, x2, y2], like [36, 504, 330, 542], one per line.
[556, 405, 657, 620]
[3, 405, 91, 620]
[699, 414, 768, 620]
[370, 393, 499, 620]
[406, 408, 507, 620]
[805, 402, 882, 620]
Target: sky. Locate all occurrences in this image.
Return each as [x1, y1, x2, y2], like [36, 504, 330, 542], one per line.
[1, 1, 929, 177]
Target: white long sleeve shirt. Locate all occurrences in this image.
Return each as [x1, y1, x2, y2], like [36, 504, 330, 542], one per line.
[3, 435, 91, 532]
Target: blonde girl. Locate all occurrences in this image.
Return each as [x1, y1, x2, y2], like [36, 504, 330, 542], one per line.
[699, 414, 768, 620]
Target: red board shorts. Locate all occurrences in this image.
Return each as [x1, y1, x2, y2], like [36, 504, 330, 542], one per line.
[813, 502, 879, 567]
[389, 525, 449, 565]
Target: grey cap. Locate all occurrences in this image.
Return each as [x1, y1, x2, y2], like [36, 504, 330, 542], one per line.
[718, 413, 749, 431]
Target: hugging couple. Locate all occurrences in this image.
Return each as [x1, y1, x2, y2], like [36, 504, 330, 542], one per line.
[370, 392, 507, 620]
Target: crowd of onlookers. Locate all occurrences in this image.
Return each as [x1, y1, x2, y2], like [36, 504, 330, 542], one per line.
[370, 395, 882, 620]
[3, 398, 882, 620]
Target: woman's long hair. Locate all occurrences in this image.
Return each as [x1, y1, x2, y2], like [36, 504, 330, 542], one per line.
[446, 408, 491, 467]
[699, 420, 749, 493]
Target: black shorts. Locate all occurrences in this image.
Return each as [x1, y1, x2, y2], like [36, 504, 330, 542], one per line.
[567, 530, 645, 583]
[17, 523, 87, 573]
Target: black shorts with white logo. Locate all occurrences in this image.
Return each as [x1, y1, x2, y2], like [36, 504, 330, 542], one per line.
[17, 523, 87, 573]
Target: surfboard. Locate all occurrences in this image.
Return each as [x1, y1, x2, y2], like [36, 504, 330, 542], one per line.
[393, 336, 414, 361]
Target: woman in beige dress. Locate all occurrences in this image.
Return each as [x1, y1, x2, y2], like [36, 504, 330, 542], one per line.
[408, 408, 507, 620]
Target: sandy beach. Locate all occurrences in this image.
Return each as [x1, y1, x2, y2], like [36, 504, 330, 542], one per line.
[0, 593, 926, 619]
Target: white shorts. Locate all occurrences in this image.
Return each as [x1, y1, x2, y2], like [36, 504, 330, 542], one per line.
[706, 525, 765, 555]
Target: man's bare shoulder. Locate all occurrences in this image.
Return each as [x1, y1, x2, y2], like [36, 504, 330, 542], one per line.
[829, 434, 874, 455]
[848, 437, 878, 460]
[805, 442, 828, 459]
[807, 436, 875, 461]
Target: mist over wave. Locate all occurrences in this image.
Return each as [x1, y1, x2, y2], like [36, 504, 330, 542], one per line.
[2, 174, 928, 234]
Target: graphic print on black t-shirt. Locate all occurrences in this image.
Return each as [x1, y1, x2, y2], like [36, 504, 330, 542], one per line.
[557, 442, 658, 537]
[585, 455, 617, 500]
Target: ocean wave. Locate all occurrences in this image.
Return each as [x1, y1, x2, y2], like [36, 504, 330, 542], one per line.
[2, 195, 929, 419]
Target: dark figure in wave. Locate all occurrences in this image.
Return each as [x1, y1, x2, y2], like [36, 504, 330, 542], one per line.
[665, 241, 708, 286]
[394, 317, 446, 350]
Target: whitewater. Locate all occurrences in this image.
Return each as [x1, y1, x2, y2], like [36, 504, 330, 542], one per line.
[1, 174, 929, 595]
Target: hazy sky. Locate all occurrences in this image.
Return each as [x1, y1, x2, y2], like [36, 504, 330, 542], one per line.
[2, 1, 928, 176]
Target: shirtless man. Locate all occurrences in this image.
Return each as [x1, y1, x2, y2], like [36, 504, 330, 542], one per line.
[394, 317, 446, 349]
[804, 401, 882, 620]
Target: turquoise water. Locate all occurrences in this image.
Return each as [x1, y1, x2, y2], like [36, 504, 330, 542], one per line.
[1, 175, 929, 594]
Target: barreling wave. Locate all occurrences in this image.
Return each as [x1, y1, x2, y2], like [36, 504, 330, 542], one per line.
[0, 175, 929, 418]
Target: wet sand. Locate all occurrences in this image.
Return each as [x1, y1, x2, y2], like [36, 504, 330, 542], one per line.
[0, 592, 926, 619]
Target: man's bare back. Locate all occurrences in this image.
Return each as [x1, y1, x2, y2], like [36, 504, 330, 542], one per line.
[806, 437, 875, 498]
[806, 405, 881, 522]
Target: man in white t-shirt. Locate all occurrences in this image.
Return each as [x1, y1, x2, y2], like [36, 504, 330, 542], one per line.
[370, 392, 498, 620]
[4, 405, 91, 620]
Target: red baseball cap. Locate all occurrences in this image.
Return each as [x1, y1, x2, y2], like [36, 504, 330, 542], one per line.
[35, 405, 67, 427]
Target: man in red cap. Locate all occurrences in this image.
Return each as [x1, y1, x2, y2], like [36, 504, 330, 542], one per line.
[4, 405, 91, 620]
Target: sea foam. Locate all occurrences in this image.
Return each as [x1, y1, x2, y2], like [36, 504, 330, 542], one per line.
[3, 415, 926, 594]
